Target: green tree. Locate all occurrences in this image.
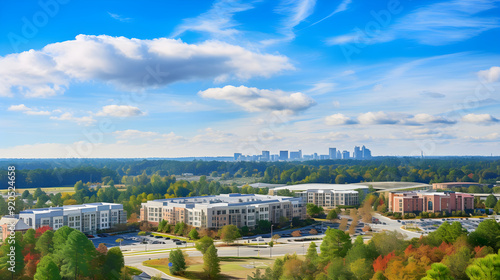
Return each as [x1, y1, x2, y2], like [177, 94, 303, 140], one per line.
[328, 257, 354, 279]
[219, 225, 241, 244]
[103, 247, 125, 279]
[157, 220, 167, 232]
[169, 249, 187, 275]
[485, 195, 498, 208]
[306, 242, 318, 263]
[443, 247, 473, 280]
[116, 238, 124, 247]
[346, 236, 378, 264]
[34, 255, 61, 280]
[350, 258, 373, 280]
[465, 252, 500, 280]
[195, 236, 214, 254]
[326, 209, 338, 220]
[494, 200, 500, 214]
[23, 228, 37, 254]
[35, 230, 54, 256]
[52, 226, 76, 266]
[468, 219, 500, 250]
[174, 222, 186, 236]
[428, 221, 467, 246]
[370, 230, 406, 256]
[59, 230, 97, 279]
[306, 203, 324, 217]
[203, 245, 220, 279]
[0, 232, 24, 278]
[422, 263, 454, 280]
[188, 228, 199, 240]
[320, 228, 352, 260]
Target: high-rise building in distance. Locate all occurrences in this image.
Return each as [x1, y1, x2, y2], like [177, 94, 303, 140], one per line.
[329, 148, 337, 159]
[234, 153, 242, 161]
[290, 150, 302, 160]
[353, 146, 362, 159]
[342, 150, 350, 159]
[261, 150, 270, 161]
[279, 150, 288, 161]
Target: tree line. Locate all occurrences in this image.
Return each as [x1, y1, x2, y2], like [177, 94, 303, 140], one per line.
[2, 158, 500, 189]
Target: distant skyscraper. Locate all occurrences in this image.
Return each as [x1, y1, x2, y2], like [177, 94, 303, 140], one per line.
[354, 146, 362, 159]
[234, 153, 242, 161]
[262, 151, 270, 161]
[290, 150, 302, 160]
[337, 150, 342, 159]
[279, 150, 288, 161]
[313, 153, 319, 160]
[342, 150, 350, 159]
[329, 148, 337, 159]
[362, 145, 372, 159]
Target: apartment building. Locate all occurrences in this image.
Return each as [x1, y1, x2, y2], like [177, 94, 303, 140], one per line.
[140, 193, 305, 229]
[388, 191, 474, 214]
[18, 203, 127, 234]
[296, 189, 360, 208]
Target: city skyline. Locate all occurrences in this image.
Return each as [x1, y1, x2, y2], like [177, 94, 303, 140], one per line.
[235, 145, 372, 161]
[1, 0, 500, 158]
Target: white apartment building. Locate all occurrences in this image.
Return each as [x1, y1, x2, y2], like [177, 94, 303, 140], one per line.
[140, 193, 305, 229]
[18, 203, 127, 234]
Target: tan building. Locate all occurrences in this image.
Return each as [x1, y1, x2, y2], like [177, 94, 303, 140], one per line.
[140, 193, 305, 229]
[388, 191, 474, 214]
[432, 182, 480, 190]
[0, 215, 30, 242]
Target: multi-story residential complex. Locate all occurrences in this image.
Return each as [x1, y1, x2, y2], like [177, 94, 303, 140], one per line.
[18, 203, 127, 234]
[140, 194, 305, 229]
[269, 183, 368, 208]
[388, 191, 474, 214]
[296, 189, 360, 208]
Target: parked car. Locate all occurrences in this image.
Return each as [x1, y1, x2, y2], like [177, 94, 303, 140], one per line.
[149, 234, 154, 237]
[175, 241, 182, 245]
[154, 236, 162, 239]
[85, 234, 94, 238]
[164, 237, 170, 240]
[181, 240, 187, 244]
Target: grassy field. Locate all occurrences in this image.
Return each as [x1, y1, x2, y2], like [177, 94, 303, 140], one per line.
[151, 232, 189, 241]
[12, 186, 75, 194]
[124, 266, 142, 276]
[144, 256, 275, 279]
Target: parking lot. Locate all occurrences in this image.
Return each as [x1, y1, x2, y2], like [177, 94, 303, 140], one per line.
[89, 232, 192, 249]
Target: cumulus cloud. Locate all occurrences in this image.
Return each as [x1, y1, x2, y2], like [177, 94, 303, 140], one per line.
[478, 66, 500, 83]
[325, 111, 456, 126]
[199, 85, 316, 113]
[358, 111, 400, 125]
[0, 35, 293, 98]
[50, 112, 96, 126]
[462, 113, 499, 124]
[8, 104, 51, 115]
[405, 114, 456, 125]
[324, 114, 357, 125]
[96, 105, 144, 117]
[465, 132, 499, 142]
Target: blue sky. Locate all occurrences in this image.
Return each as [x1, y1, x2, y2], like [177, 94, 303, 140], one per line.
[1, 0, 499, 158]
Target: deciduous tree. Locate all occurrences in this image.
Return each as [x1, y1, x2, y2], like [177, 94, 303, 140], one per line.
[203, 245, 220, 279]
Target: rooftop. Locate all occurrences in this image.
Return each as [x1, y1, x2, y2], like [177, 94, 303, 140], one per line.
[271, 183, 368, 192]
[146, 193, 300, 207]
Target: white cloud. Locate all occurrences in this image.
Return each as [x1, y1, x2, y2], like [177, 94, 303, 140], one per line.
[8, 104, 30, 112]
[108, 12, 132, 22]
[308, 0, 352, 27]
[171, 0, 253, 38]
[358, 111, 400, 125]
[465, 132, 499, 142]
[324, 112, 456, 126]
[8, 104, 51, 115]
[96, 105, 144, 117]
[405, 113, 456, 125]
[324, 113, 357, 125]
[199, 85, 316, 113]
[327, 0, 500, 46]
[50, 112, 96, 126]
[478, 66, 500, 83]
[0, 35, 293, 98]
[307, 82, 336, 94]
[462, 113, 499, 124]
[319, 132, 349, 141]
[263, 0, 317, 44]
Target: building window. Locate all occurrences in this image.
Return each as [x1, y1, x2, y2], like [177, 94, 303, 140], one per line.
[428, 201, 433, 211]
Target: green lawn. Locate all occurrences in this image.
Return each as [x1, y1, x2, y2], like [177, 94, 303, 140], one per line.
[151, 232, 190, 241]
[144, 256, 275, 280]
